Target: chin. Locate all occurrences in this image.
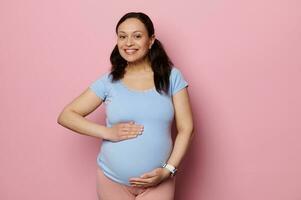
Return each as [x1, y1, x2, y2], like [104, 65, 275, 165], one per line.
[123, 56, 147, 64]
[126, 58, 142, 63]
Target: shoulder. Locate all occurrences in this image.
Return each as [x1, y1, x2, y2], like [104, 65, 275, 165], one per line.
[97, 71, 112, 81]
[89, 71, 113, 100]
[169, 66, 187, 82]
[170, 66, 181, 77]
[91, 71, 113, 85]
[89, 71, 114, 90]
[169, 66, 189, 95]
[170, 66, 186, 80]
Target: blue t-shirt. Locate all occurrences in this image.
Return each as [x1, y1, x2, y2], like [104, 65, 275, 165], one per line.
[89, 66, 188, 186]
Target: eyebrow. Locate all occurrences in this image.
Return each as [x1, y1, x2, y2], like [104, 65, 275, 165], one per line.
[118, 31, 143, 34]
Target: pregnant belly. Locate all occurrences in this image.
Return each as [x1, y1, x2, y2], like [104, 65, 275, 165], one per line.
[98, 131, 173, 185]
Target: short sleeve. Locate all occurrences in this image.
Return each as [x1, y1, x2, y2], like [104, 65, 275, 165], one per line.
[170, 67, 189, 95]
[89, 72, 110, 101]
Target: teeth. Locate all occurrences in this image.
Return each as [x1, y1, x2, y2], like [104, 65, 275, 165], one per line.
[125, 49, 137, 53]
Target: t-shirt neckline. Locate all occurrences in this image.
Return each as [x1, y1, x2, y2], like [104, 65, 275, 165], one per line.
[118, 80, 156, 93]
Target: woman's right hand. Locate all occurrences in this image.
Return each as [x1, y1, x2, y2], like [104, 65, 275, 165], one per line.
[103, 121, 144, 142]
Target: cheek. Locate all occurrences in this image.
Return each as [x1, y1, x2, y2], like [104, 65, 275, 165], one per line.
[139, 41, 149, 49]
[117, 40, 125, 47]
[117, 42, 122, 48]
[117, 44, 124, 52]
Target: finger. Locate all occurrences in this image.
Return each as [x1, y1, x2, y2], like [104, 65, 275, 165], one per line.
[129, 177, 156, 183]
[121, 128, 138, 135]
[130, 181, 155, 188]
[129, 125, 143, 132]
[128, 122, 143, 129]
[131, 183, 148, 188]
[123, 123, 131, 128]
[123, 126, 136, 134]
[126, 121, 135, 126]
[133, 129, 143, 135]
[129, 178, 149, 184]
[121, 127, 130, 132]
[127, 126, 134, 132]
[136, 125, 144, 130]
[129, 179, 149, 183]
[121, 135, 138, 140]
[131, 124, 144, 128]
[130, 181, 147, 184]
[131, 126, 143, 131]
[134, 126, 144, 134]
[122, 128, 142, 136]
[130, 181, 149, 187]
[122, 131, 140, 138]
[120, 122, 132, 127]
[136, 126, 144, 133]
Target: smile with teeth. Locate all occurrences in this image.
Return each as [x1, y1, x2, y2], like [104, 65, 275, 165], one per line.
[125, 49, 138, 54]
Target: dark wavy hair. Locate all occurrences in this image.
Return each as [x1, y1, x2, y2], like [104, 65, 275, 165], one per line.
[109, 12, 174, 95]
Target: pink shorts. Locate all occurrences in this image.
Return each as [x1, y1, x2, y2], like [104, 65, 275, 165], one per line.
[96, 165, 176, 200]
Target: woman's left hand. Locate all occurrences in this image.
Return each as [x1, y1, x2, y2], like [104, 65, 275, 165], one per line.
[129, 167, 171, 188]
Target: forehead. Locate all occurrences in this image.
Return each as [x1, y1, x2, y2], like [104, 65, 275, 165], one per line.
[117, 18, 147, 33]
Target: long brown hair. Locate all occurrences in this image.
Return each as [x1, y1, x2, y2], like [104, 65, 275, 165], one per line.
[109, 12, 174, 95]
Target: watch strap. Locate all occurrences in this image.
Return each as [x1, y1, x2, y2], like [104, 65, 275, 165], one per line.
[162, 163, 177, 177]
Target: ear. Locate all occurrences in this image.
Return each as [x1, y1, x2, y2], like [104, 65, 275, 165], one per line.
[149, 35, 156, 49]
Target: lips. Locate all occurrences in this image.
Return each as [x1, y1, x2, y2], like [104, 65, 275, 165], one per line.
[124, 49, 138, 54]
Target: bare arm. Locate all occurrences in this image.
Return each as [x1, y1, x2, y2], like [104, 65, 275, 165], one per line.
[57, 88, 108, 139]
[166, 87, 194, 169]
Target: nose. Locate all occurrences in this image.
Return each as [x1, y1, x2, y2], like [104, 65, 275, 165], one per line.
[126, 37, 134, 46]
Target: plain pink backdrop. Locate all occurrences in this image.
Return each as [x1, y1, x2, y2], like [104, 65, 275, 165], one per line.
[1, 0, 300, 199]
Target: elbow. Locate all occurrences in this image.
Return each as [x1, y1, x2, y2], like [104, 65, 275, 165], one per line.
[178, 125, 194, 137]
[190, 128, 195, 139]
[189, 126, 195, 138]
[57, 113, 64, 125]
[186, 126, 195, 142]
[57, 109, 68, 125]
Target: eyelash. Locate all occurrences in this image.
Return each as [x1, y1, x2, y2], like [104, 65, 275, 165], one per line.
[119, 35, 141, 39]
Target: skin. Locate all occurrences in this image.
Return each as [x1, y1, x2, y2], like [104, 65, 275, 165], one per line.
[117, 18, 155, 73]
[57, 17, 194, 189]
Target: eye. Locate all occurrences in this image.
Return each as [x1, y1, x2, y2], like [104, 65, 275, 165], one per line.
[135, 35, 142, 39]
[119, 35, 126, 39]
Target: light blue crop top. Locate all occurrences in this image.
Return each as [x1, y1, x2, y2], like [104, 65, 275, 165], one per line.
[89, 66, 188, 186]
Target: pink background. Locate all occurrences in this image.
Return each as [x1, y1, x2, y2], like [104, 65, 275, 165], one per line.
[1, 0, 300, 199]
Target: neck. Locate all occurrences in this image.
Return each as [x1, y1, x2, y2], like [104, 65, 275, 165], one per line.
[126, 57, 152, 73]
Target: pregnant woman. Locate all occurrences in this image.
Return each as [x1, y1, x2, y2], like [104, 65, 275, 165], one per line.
[57, 12, 194, 200]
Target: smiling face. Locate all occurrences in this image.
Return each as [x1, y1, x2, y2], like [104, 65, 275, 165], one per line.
[117, 18, 155, 64]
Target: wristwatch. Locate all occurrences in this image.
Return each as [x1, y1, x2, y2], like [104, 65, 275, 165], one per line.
[162, 163, 177, 177]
